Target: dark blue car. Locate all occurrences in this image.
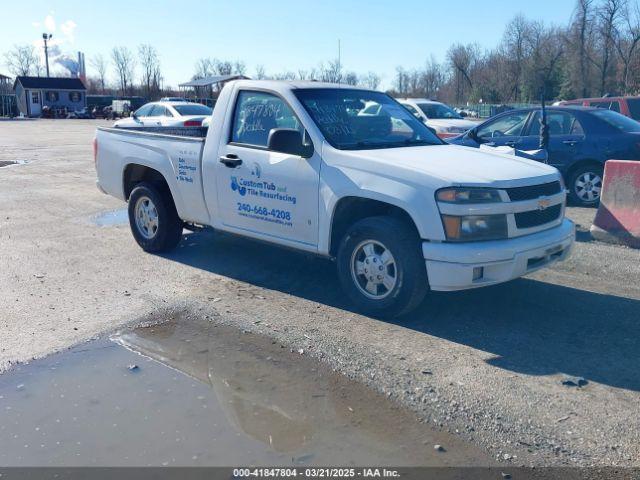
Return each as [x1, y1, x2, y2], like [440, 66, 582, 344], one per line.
[448, 106, 640, 206]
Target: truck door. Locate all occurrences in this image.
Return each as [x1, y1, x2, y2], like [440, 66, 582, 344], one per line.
[214, 89, 320, 248]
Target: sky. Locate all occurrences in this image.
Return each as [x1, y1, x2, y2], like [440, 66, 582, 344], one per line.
[0, 0, 578, 89]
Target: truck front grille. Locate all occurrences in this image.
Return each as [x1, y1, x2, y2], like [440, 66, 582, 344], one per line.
[506, 181, 562, 202]
[515, 204, 562, 229]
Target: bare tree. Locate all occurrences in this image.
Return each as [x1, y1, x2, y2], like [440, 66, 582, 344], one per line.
[111, 46, 136, 95]
[319, 59, 342, 83]
[254, 64, 266, 79]
[422, 56, 444, 98]
[139, 44, 161, 98]
[4, 44, 40, 76]
[572, 0, 596, 97]
[588, 0, 624, 95]
[615, 1, 640, 93]
[343, 71, 358, 85]
[194, 58, 215, 79]
[447, 44, 480, 102]
[360, 71, 381, 90]
[90, 54, 108, 93]
[502, 15, 533, 101]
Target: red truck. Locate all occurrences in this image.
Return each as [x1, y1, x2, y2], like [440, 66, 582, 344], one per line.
[557, 96, 640, 121]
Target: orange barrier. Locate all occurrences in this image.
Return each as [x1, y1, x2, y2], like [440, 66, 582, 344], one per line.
[590, 160, 640, 248]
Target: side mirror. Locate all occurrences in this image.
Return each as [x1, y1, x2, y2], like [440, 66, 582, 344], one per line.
[268, 129, 314, 158]
[467, 128, 479, 141]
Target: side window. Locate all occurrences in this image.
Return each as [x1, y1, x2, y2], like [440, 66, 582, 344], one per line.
[590, 101, 608, 109]
[164, 107, 174, 117]
[477, 112, 529, 139]
[527, 111, 584, 136]
[31, 92, 40, 104]
[231, 91, 302, 147]
[135, 104, 153, 117]
[149, 105, 166, 117]
[609, 101, 620, 113]
[403, 104, 421, 118]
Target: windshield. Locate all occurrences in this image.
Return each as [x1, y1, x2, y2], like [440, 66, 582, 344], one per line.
[172, 104, 213, 116]
[294, 89, 442, 150]
[592, 109, 640, 132]
[418, 103, 462, 119]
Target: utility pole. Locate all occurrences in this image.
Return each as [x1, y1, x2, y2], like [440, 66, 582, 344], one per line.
[42, 33, 53, 77]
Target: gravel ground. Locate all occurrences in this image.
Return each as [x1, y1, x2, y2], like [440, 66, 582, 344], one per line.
[1, 120, 639, 467]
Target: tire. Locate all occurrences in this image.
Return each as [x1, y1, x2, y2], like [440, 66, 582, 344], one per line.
[568, 164, 604, 207]
[336, 216, 428, 317]
[128, 182, 183, 252]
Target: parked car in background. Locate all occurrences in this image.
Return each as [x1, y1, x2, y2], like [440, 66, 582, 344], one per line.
[557, 96, 640, 121]
[113, 101, 213, 128]
[448, 106, 640, 206]
[397, 99, 478, 139]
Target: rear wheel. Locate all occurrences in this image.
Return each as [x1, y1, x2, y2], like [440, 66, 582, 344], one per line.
[568, 165, 603, 206]
[336, 216, 428, 317]
[128, 183, 183, 252]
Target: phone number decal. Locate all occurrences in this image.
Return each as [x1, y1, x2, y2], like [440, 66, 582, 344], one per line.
[237, 202, 292, 221]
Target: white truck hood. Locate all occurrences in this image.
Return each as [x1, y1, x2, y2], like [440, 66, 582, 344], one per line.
[336, 144, 560, 188]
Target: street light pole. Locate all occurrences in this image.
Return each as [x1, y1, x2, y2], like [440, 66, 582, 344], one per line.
[42, 33, 52, 77]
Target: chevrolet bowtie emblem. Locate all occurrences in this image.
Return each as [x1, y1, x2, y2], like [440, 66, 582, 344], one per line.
[537, 199, 551, 211]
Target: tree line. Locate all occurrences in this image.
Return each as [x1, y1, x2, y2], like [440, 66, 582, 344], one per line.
[2, 0, 639, 104]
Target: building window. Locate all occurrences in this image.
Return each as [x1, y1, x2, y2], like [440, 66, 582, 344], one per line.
[69, 92, 82, 102]
[46, 91, 59, 102]
[31, 92, 39, 104]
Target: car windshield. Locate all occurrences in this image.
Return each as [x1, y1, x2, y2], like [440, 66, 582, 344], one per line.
[418, 103, 462, 119]
[294, 88, 442, 150]
[592, 109, 640, 132]
[172, 104, 213, 116]
[627, 98, 640, 121]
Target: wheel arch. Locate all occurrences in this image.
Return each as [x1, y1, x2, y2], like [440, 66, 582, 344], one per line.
[328, 196, 420, 257]
[565, 158, 604, 182]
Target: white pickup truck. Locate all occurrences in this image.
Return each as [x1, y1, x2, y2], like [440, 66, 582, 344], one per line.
[95, 80, 575, 316]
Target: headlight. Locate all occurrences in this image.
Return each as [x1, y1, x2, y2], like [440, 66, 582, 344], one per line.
[441, 214, 508, 242]
[437, 188, 503, 203]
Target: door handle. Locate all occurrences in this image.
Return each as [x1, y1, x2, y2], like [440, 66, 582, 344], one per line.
[219, 154, 242, 168]
[505, 141, 518, 147]
[562, 140, 578, 146]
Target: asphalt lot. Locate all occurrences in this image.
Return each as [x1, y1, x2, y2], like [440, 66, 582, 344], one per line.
[1, 119, 639, 467]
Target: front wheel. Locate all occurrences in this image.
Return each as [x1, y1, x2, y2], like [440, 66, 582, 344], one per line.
[568, 165, 603, 206]
[336, 216, 428, 317]
[128, 183, 183, 252]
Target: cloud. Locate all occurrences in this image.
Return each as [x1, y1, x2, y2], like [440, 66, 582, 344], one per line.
[44, 14, 56, 33]
[60, 20, 77, 43]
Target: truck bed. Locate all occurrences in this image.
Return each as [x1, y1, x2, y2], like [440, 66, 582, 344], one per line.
[95, 126, 210, 224]
[110, 125, 208, 138]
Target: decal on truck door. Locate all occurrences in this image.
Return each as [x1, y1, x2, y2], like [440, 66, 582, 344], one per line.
[230, 175, 294, 227]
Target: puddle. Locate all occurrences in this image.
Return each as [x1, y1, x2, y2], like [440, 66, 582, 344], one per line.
[0, 160, 27, 168]
[90, 208, 128, 227]
[0, 316, 493, 466]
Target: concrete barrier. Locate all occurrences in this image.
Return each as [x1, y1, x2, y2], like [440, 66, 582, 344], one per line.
[590, 160, 640, 248]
